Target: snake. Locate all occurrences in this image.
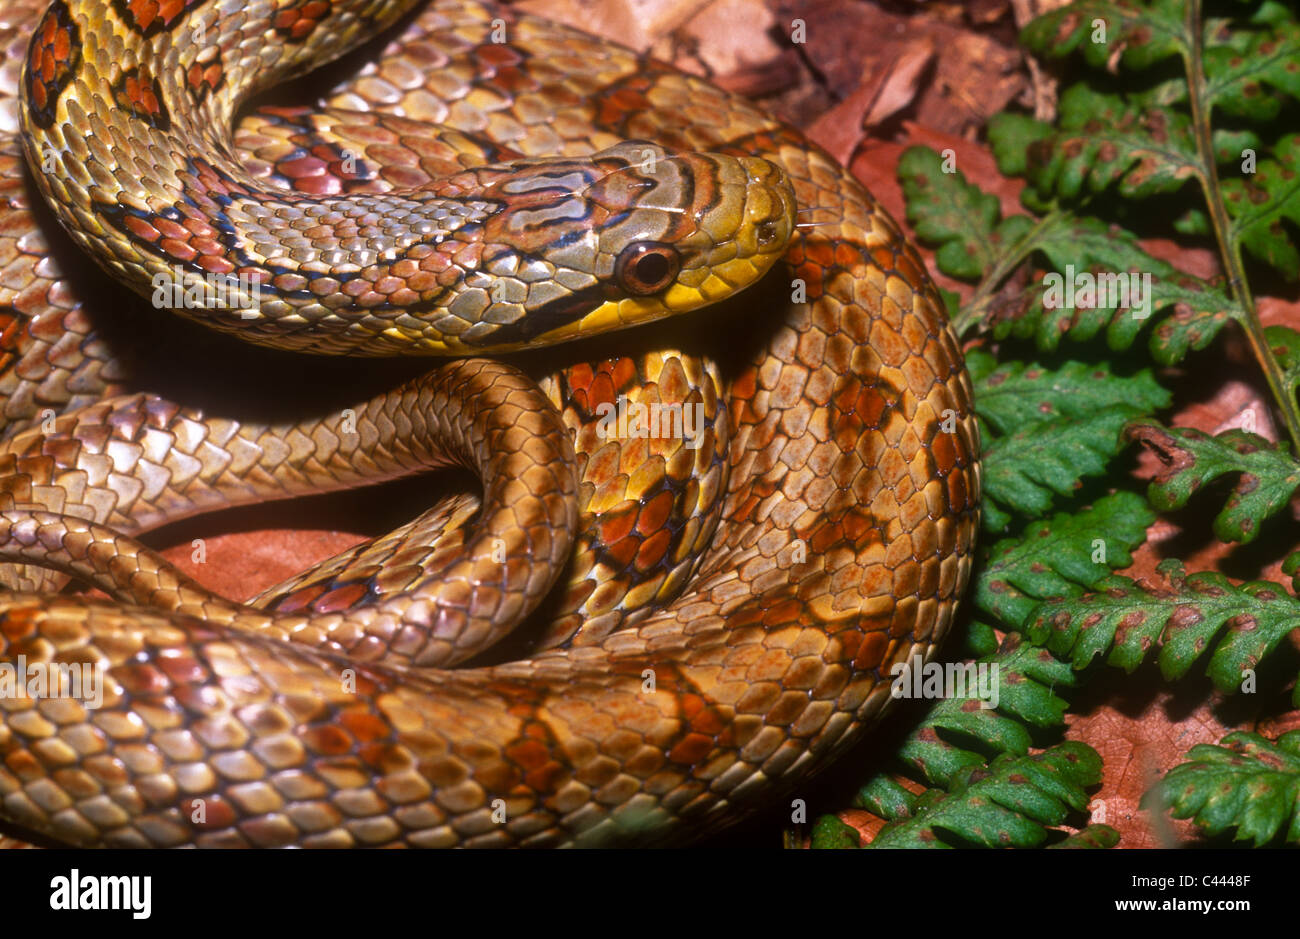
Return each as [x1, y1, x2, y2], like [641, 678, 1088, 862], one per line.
[0, 0, 981, 847]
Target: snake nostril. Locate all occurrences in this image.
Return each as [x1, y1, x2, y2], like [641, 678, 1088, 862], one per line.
[756, 220, 779, 246]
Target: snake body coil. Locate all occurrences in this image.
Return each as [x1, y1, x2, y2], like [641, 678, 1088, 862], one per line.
[0, 0, 980, 846]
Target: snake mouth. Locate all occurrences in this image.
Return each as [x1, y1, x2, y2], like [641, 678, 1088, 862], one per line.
[683, 154, 796, 296]
[736, 155, 797, 262]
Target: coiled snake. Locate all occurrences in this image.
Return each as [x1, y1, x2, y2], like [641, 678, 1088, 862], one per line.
[0, 0, 980, 846]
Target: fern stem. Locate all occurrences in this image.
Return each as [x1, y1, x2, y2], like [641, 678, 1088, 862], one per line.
[952, 208, 1068, 337]
[1184, 0, 1300, 455]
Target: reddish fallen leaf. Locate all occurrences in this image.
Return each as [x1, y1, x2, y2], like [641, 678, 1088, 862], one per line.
[806, 39, 935, 166]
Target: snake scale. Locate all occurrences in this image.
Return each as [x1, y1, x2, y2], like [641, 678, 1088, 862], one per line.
[0, 0, 980, 846]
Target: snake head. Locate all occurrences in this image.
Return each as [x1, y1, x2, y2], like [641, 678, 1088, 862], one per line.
[463, 141, 797, 351]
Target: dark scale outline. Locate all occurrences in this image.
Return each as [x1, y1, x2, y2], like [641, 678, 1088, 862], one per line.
[110, 64, 171, 132]
[24, 0, 82, 130]
[109, 0, 205, 39]
[184, 54, 226, 102]
[269, 0, 334, 44]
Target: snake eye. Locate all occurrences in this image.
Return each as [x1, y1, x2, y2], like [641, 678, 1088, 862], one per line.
[614, 242, 680, 296]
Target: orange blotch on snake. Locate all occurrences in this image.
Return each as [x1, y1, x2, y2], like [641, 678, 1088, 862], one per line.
[760, 598, 802, 628]
[181, 217, 216, 238]
[503, 736, 550, 771]
[186, 61, 224, 98]
[635, 490, 673, 536]
[488, 66, 533, 96]
[808, 521, 840, 555]
[192, 239, 224, 258]
[280, 155, 327, 178]
[159, 238, 197, 262]
[26, 0, 81, 128]
[801, 239, 836, 270]
[313, 582, 369, 613]
[565, 362, 595, 390]
[931, 428, 958, 475]
[596, 86, 653, 130]
[112, 67, 169, 129]
[149, 218, 185, 240]
[833, 379, 886, 429]
[729, 368, 756, 403]
[301, 725, 354, 756]
[449, 241, 481, 268]
[667, 732, 713, 765]
[507, 745, 567, 793]
[603, 533, 639, 569]
[474, 43, 524, 68]
[123, 216, 161, 242]
[340, 710, 391, 744]
[633, 529, 671, 572]
[597, 504, 636, 543]
[586, 371, 617, 412]
[190, 795, 237, 829]
[195, 254, 236, 275]
[841, 506, 877, 546]
[360, 743, 414, 777]
[157, 653, 208, 686]
[896, 252, 925, 290]
[947, 468, 969, 512]
[585, 445, 621, 486]
[390, 259, 419, 279]
[114, 0, 200, 34]
[851, 627, 889, 671]
[680, 693, 726, 736]
[272, 0, 330, 42]
[0, 604, 42, 641]
[405, 270, 438, 292]
[463, 761, 519, 794]
[418, 758, 468, 788]
[293, 174, 343, 196]
[273, 584, 327, 613]
[0, 314, 21, 351]
[833, 242, 861, 269]
[605, 357, 639, 391]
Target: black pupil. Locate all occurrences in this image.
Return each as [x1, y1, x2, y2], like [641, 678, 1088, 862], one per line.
[633, 251, 670, 286]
